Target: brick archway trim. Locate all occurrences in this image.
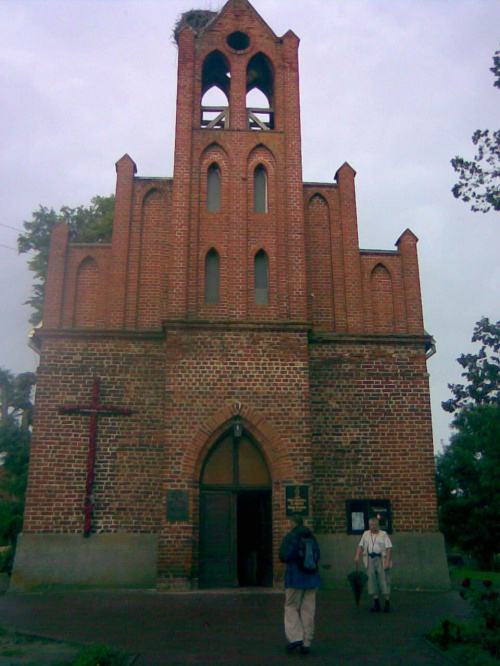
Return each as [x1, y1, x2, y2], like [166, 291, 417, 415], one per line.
[184, 403, 293, 484]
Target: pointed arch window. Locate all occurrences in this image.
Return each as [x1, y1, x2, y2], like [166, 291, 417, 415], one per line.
[207, 164, 221, 212]
[254, 250, 269, 305]
[254, 165, 268, 214]
[204, 249, 220, 303]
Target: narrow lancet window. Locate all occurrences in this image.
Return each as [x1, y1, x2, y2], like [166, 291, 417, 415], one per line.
[254, 250, 269, 305]
[204, 249, 220, 303]
[254, 165, 268, 214]
[207, 164, 221, 212]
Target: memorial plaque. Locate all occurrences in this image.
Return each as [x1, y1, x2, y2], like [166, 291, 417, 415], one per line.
[285, 485, 309, 516]
[166, 489, 189, 521]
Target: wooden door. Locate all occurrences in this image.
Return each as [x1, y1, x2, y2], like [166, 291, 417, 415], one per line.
[199, 491, 238, 588]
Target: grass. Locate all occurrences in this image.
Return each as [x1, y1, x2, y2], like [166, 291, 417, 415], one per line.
[0, 625, 131, 666]
[71, 644, 130, 666]
[449, 567, 500, 584]
[445, 644, 500, 666]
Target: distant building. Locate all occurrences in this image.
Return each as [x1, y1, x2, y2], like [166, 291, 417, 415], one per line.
[13, 0, 449, 591]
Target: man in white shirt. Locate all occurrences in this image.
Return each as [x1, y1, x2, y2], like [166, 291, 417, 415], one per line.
[354, 517, 393, 613]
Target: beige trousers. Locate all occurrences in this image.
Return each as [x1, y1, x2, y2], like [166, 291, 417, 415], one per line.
[367, 556, 390, 596]
[284, 588, 316, 647]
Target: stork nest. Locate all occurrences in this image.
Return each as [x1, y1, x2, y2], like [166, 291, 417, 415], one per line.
[173, 9, 218, 44]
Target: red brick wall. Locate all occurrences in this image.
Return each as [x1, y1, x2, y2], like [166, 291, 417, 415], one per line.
[309, 339, 438, 533]
[25, 328, 312, 583]
[159, 326, 311, 582]
[24, 337, 165, 535]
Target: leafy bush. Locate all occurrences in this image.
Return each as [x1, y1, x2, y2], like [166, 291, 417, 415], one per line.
[430, 578, 500, 664]
[0, 546, 13, 575]
[451, 644, 500, 666]
[460, 578, 500, 640]
[429, 617, 469, 649]
[0, 412, 31, 573]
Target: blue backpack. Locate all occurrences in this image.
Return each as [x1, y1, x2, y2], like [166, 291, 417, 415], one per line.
[297, 536, 319, 573]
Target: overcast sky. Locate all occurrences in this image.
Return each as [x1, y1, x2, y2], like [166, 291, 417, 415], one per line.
[1, 0, 498, 453]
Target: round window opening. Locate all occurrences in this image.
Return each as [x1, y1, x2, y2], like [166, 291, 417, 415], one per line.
[227, 31, 250, 51]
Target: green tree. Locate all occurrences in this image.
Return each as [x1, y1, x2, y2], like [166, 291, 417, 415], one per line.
[442, 317, 499, 413]
[0, 421, 30, 531]
[436, 318, 500, 570]
[451, 47, 500, 214]
[0, 369, 36, 429]
[436, 403, 500, 571]
[18, 194, 115, 325]
[0, 369, 35, 572]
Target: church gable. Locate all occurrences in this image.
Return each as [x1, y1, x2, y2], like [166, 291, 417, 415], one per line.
[17, 0, 447, 595]
[176, 0, 279, 47]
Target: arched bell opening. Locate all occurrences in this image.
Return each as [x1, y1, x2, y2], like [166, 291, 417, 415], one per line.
[246, 53, 274, 130]
[201, 51, 231, 129]
[199, 426, 273, 588]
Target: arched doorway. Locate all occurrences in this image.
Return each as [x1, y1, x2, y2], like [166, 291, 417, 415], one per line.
[199, 430, 272, 588]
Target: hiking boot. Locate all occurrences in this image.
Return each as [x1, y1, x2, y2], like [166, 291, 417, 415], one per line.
[286, 641, 303, 653]
[300, 645, 311, 655]
[383, 600, 391, 613]
[369, 599, 381, 613]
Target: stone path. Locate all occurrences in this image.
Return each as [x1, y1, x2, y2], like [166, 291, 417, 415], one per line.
[0, 587, 467, 665]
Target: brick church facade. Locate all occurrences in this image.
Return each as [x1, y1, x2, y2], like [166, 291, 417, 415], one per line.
[14, 0, 449, 591]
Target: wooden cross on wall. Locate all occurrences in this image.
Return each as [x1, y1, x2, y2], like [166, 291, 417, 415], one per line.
[59, 377, 132, 537]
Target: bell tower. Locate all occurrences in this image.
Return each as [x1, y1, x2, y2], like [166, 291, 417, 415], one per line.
[168, 0, 307, 324]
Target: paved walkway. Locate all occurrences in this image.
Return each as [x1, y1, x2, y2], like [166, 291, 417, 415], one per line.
[0, 587, 467, 665]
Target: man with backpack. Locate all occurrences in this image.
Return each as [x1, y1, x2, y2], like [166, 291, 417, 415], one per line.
[279, 515, 321, 655]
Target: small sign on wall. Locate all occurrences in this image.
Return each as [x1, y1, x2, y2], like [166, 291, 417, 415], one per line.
[286, 485, 309, 516]
[166, 489, 189, 522]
